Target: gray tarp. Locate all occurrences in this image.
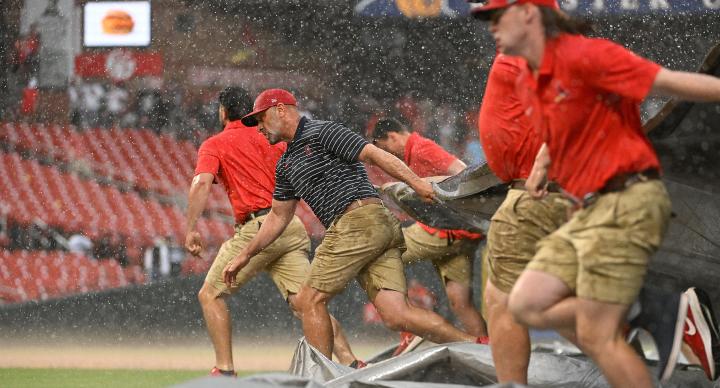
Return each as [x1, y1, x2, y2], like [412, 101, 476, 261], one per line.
[173, 339, 716, 387]
[381, 162, 504, 234]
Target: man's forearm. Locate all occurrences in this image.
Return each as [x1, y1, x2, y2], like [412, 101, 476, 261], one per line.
[240, 209, 292, 259]
[534, 143, 550, 171]
[526, 143, 551, 197]
[369, 148, 423, 188]
[186, 182, 211, 233]
[652, 69, 720, 102]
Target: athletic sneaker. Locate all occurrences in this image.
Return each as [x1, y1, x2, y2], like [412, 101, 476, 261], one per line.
[392, 331, 417, 357]
[629, 286, 688, 382]
[209, 367, 237, 377]
[694, 287, 720, 379]
[348, 359, 368, 369]
[476, 336, 490, 345]
[684, 287, 719, 380]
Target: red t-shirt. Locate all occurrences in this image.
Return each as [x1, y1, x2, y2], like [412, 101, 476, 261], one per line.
[478, 54, 540, 183]
[517, 34, 661, 198]
[194, 120, 286, 224]
[404, 132, 483, 240]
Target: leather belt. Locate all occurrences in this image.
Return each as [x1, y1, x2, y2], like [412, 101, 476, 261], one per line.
[597, 168, 660, 194]
[342, 197, 383, 215]
[246, 208, 271, 221]
[583, 168, 660, 207]
[509, 179, 561, 193]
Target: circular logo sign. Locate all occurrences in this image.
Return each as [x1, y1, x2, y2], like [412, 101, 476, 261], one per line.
[105, 49, 136, 81]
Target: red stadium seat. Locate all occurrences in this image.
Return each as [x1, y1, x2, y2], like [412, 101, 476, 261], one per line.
[0, 121, 247, 305]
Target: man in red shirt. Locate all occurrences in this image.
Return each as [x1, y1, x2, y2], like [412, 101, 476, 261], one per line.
[371, 118, 487, 338]
[185, 87, 361, 376]
[474, 0, 720, 386]
[475, 53, 571, 384]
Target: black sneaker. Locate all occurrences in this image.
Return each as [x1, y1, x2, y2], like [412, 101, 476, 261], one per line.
[684, 287, 719, 380]
[629, 286, 689, 382]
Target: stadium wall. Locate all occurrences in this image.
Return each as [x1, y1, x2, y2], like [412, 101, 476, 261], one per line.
[0, 259, 471, 339]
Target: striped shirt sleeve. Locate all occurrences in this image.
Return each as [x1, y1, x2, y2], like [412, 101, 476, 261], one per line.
[317, 122, 368, 163]
[273, 159, 298, 201]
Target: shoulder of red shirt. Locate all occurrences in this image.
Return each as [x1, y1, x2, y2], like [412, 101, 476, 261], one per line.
[199, 120, 286, 154]
[553, 34, 637, 71]
[405, 132, 457, 173]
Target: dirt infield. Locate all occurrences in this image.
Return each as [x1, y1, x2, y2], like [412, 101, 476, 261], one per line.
[0, 335, 390, 371]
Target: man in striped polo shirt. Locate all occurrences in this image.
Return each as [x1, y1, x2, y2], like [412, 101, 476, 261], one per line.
[223, 89, 484, 360]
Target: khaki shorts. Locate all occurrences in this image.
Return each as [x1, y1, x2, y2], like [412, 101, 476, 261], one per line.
[309, 203, 407, 301]
[486, 189, 570, 293]
[528, 180, 672, 304]
[205, 214, 310, 300]
[480, 245, 489, 319]
[402, 223, 478, 288]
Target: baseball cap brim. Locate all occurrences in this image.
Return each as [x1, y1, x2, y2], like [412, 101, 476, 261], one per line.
[240, 108, 265, 127]
[470, 3, 509, 20]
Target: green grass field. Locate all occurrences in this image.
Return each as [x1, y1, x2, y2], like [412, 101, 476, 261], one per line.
[0, 368, 253, 388]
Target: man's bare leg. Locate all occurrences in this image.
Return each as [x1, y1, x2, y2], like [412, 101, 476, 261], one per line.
[509, 270, 576, 333]
[330, 316, 358, 365]
[289, 292, 357, 364]
[485, 281, 531, 384]
[445, 280, 487, 337]
[576, 298, 653, 388]
[373, 289, 476, 343]
[296, 285, 335, 358]
[198, 282, 234, 371]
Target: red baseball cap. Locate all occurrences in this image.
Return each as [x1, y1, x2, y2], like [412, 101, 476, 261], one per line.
[471, 0, 559, 19]
[241, 88, 297, 126]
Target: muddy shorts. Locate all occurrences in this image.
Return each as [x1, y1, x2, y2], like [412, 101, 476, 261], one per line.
[486, 189, 570, 293]
[206, 214, 310, 300]
[308, 203, 407, 301]
[402, 223, 479, 288]
[528, 180, 672, 304]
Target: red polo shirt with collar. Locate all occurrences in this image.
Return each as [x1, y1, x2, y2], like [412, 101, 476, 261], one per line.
[404, 132, 483, 240]
[516, 34, 662, 199]
[194, 120, 286, 224]
[478, 54, 540, 183]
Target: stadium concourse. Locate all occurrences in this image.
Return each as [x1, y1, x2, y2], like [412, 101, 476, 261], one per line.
[0, 122, 324, 304]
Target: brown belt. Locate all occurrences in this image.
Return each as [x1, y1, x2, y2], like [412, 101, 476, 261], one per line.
[509, 179, 561, 193]
[246, 208, 271, 221]
[342, 197, 383, 215]
[582, 168, 660, 207]
[598, 168, 660, 194]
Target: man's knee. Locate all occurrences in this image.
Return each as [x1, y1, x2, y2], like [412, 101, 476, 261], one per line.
[198, 282, 220, 305]
[507, 287, 541, 326]
[379, 309, 407, 331]
[374, 290, 411, 331]
[508, 270, 571, 327]
[575, 327, 617, 357]
[287, 294, 302, 318]
[296, 285, 331, 312]
[484, 281, 509, 317]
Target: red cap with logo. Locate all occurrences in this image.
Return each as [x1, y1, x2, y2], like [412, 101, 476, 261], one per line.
[471, 0, 559, 19]
[241, 88, 297, 126]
